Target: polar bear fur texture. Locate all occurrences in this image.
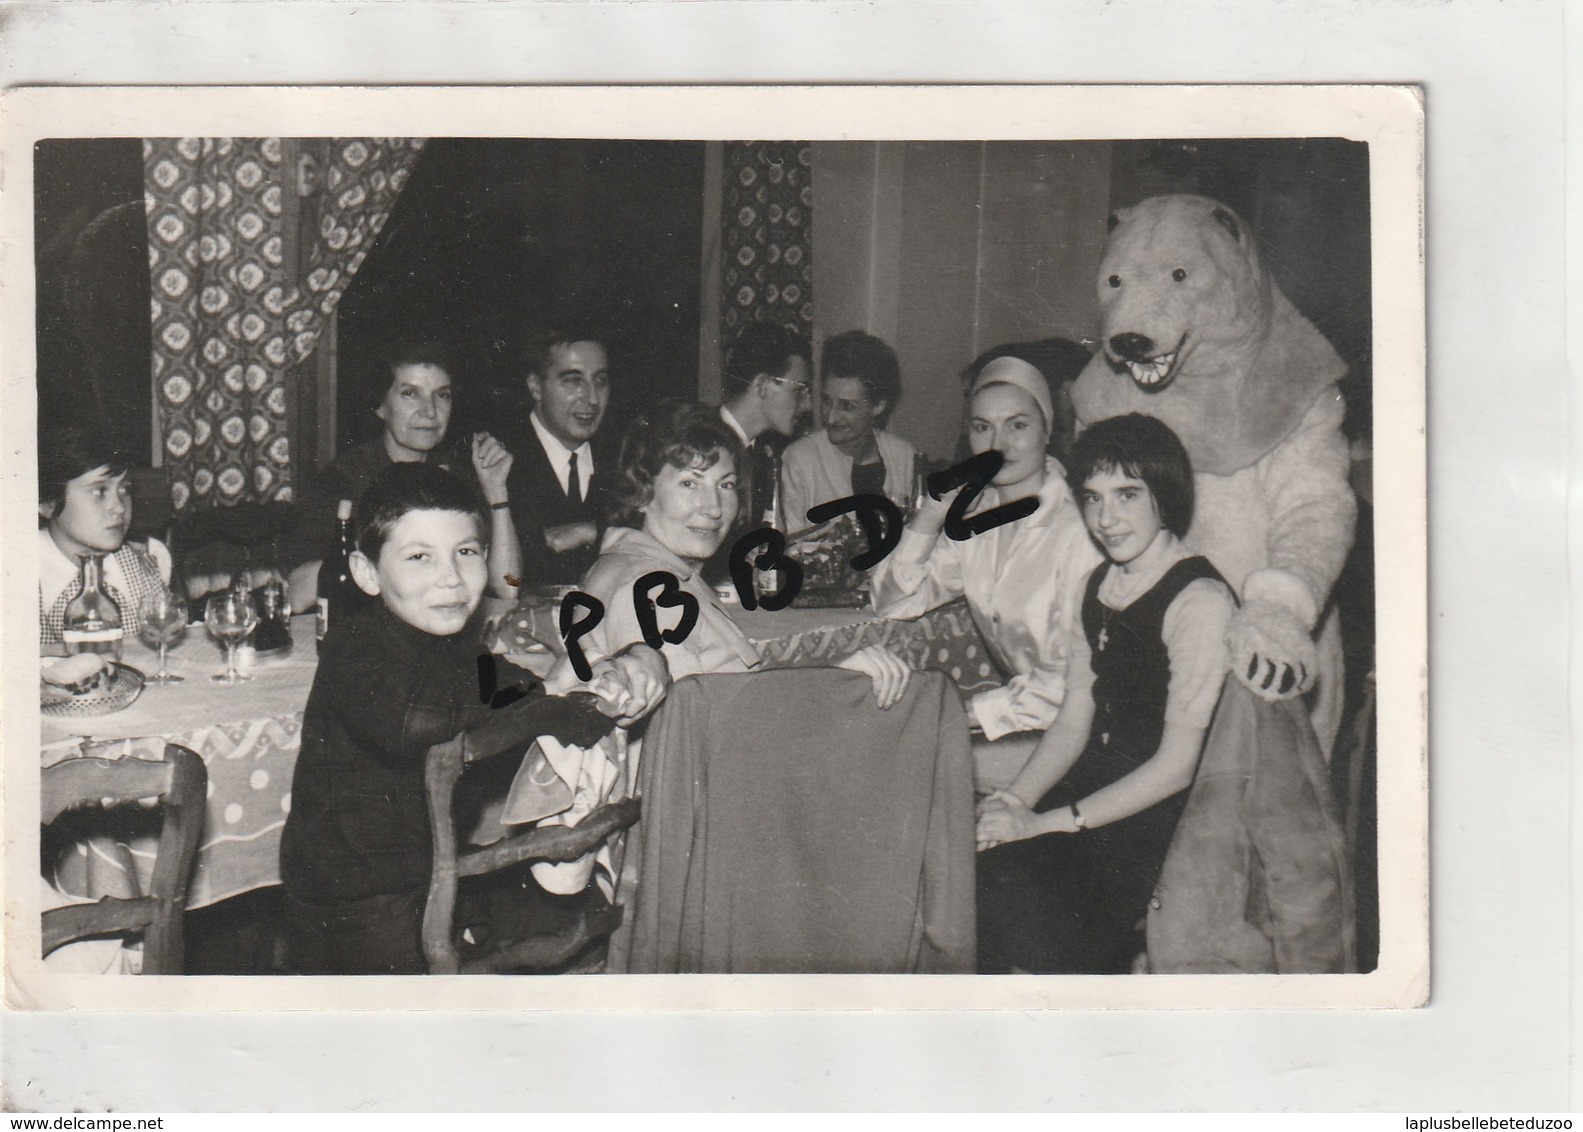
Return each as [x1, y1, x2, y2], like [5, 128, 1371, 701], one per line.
[1070, 194, 1357, 754]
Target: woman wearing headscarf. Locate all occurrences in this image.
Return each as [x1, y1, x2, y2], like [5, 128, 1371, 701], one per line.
[870, 356, 1102, 787]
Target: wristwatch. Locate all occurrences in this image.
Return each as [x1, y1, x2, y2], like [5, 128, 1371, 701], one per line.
[1070, 802, 1088, 832]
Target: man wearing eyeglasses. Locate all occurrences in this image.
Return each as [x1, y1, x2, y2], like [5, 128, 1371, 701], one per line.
[715, 321, 812, 533]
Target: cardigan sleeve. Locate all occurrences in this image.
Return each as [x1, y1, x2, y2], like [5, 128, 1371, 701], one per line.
[1161, 577, 1235, 728]
[328, 643, 473, 765]
[778, 440, 820, 534]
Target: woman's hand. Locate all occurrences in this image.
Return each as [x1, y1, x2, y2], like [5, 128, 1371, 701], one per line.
[588, 645, 671, 726]
[836, 645, 913, 710]
[975, 789, 1043, 850]
[471, 432, 514, 506]
[909, 482, 964, 536]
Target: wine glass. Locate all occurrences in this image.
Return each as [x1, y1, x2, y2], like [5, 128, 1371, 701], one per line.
[138, 587, 189, 684]
[205, 590, 258, 685]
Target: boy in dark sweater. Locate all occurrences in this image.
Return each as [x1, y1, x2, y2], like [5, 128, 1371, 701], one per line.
[280, 463, 666, 974]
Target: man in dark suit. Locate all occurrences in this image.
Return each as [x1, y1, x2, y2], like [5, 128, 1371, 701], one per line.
[702, 322, 811, 585]
[502, 327, 614, 587]
[716, 321, 812, 530]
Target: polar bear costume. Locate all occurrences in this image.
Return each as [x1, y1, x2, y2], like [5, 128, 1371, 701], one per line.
[1071, 194, 1357, 755]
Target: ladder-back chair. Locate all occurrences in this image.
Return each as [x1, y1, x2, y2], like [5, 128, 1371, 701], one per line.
[41, 743, 207, 974]
[422, 701, 640, 975]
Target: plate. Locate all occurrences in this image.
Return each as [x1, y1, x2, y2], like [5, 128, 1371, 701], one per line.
[41, 662, 146, 717]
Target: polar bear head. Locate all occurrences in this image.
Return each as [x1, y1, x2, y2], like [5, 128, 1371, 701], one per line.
[1071, 194, 1345, 476]
[1097, 195, 1269, 393]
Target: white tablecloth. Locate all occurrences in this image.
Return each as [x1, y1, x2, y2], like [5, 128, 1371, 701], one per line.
[42, 615, 318, 908]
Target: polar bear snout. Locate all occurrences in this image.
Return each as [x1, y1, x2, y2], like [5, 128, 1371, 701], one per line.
[1109, 332, 1156, 362]
[1105, 330, 1185, 390]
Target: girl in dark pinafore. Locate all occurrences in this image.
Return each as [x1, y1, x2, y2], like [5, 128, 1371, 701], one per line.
[975, 413, 1233, 974]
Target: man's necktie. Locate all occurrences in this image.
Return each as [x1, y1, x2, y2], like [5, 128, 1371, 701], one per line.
[567, 451, 581, 503]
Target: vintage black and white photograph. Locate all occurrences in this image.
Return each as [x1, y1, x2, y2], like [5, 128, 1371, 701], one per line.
[5, 86, 1426, 1010]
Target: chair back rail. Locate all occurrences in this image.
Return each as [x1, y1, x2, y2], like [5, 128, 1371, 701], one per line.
[41, 744, 207, 974]
[42, 897, 160, 955]
[457, 798, 640, 879]
[422, 726, 640, 976]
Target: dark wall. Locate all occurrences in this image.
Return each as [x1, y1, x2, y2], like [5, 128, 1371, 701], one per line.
[34, 139, 151, 458]
[332, 138, 707, 457]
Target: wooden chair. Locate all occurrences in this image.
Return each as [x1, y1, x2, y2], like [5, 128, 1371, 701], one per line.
[421, 707, 641, 975]
[41, 744, 207, 974]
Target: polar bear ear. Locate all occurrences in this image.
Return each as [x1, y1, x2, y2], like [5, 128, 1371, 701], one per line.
[1107, 211, 1122, 232]
[1211, 205, 1242, 244]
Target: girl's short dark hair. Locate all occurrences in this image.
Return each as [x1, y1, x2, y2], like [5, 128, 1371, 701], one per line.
[821, 330, 902, 421]
[354, 462, 489, 563]
[605, 400, 744, 530]
[1065, 413, 1196, 537]
[38, 424, 129, 519]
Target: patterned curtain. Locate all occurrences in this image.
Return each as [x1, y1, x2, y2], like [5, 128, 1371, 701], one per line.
[144, 137, 425, 512]
[720, 142, 813, 339]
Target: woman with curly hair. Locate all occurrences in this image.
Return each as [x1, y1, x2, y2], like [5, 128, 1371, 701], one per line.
[572, 399, 911, 701]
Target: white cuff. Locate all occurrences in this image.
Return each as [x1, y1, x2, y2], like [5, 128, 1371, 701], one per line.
[894, 524, 942, 563]
[969, 689, 1013, 741]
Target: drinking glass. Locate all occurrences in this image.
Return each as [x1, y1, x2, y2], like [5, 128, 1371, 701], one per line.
[138, 587, 189, 684]
[205, 591, 258, 685]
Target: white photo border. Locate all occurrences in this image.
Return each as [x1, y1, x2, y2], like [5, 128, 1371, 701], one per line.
[4, 85, 1425, 1016]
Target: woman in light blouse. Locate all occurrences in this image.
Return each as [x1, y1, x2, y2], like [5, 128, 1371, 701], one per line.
[870, 356, 1102, 789]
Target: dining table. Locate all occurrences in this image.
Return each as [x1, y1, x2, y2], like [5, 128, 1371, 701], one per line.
[727, 596, 999, 698]
[41, 614, 318, 910]
[40, 593, 997, 914]
[501, 590, 1000, 699]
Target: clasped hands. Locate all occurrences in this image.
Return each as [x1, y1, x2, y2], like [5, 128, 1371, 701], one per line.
[584, 645, 670, 728]
[975, 790, 1080, 850]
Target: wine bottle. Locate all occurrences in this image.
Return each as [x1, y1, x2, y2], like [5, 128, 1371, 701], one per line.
[763, 455, 782, 530]
[908, 452, 927, 520]
[316, 499, 360, 647]
[62, 553, 125, 662]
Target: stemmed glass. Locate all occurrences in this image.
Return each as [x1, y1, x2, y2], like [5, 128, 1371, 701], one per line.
[205, 590, 258, 685]
[138, 586, 189, 684]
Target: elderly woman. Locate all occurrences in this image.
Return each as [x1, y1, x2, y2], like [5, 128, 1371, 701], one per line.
[572, 399, 912, 702]
[870, 356, 1103, 788]
[269, 337, 520, 608]
[779, 331, 917, 532]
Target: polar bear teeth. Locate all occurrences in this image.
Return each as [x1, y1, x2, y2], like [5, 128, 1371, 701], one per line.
[1126, 351, 1178, 387]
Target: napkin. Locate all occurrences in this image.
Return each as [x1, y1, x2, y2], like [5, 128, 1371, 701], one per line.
[502, 731, 630, 898]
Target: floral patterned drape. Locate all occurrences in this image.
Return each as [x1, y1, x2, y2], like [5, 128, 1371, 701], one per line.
[720, 142, 813, 340]
[144, 137, 425, 512]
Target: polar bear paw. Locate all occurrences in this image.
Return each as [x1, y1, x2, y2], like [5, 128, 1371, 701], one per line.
[1228, 599, 1319, 701]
